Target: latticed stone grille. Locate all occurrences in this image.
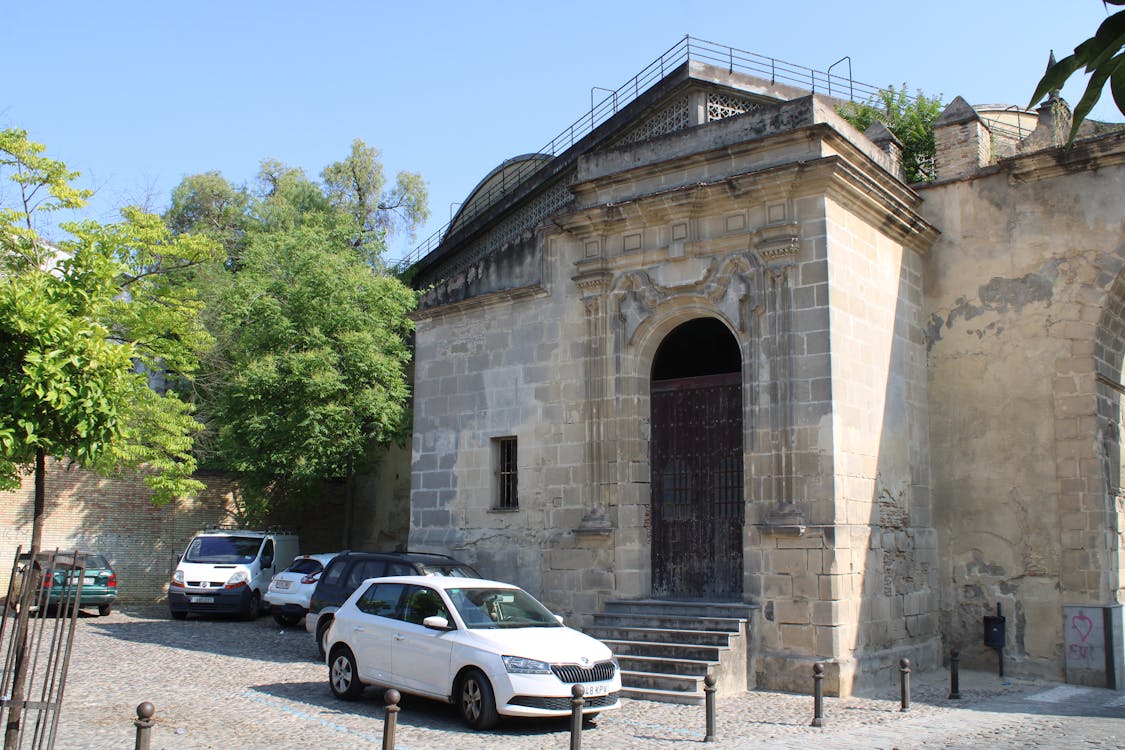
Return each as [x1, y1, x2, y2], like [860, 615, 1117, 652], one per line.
[707, 92, 760, 122]
[429, 177, 575, 280]
[616, 96, 691, 146]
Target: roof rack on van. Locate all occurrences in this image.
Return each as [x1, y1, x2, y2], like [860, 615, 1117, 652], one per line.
[198, 524, 298, 535]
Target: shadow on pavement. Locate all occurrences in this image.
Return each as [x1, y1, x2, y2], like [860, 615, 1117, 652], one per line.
[249, 679, 592, 738]
[83, 606, 321, 664]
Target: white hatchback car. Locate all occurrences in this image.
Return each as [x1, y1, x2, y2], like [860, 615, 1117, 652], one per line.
[326, 575, 621, 729]
[264, 552, 341, 626]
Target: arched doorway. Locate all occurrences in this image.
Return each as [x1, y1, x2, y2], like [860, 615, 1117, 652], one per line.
[650, 318, 744, 600]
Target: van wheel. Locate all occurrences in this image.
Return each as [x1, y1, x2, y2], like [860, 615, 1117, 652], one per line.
[243, 592, 261, 621]
[457, 668, 499, 730]
[329, 646, 364, 700]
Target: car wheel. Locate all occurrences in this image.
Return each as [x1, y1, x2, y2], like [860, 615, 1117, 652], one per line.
[170, 610, 188, 621]
[243, 592, 261, 621]
[316, 616, 333, 660]
[98, 603, 111, 617]
[328, 646, 365, 700]
[273, 611, 302, 628]
[457, 668, 499, 730]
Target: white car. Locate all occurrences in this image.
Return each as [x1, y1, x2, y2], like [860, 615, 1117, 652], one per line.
[325, 575, 621, 729]
[264, 552, 341, 626]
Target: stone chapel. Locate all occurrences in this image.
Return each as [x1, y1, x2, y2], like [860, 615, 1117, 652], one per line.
[403, 39, 1125, 697]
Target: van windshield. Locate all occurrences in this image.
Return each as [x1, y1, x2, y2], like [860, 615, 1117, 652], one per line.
[184, 535, 263, 564]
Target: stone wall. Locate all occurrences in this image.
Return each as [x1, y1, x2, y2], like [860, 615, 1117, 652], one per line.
[919, 132, 1125, 680]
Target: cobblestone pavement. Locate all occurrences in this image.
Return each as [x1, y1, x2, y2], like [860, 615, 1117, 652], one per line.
[19, 606, 1123, 749]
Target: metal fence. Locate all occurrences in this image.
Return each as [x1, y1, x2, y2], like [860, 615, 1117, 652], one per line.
[0, 549, 86, 750]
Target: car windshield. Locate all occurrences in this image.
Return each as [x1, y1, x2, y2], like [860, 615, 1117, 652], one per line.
[184, 535, 262, 564]
[420, 564, 479, 577]
[446, 587, 562, 629]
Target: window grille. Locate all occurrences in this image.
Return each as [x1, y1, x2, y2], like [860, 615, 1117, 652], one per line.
[494, 437, 518, 510]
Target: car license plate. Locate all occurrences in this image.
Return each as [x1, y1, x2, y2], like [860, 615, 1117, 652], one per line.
[188, 596, 214, 604]
[83, 577, 96, 585]
[276, 580, 290, 589]
[582, 683, 608, 697]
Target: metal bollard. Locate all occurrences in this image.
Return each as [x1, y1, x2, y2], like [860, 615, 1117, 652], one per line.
[949, 648, 961, 699]
[133, 702, 154, 750]
[382, 689, 400, 750]
[811, 662, 825, 727]
[899, 658, 911, 712]
[569, 683, 586, 750]
[704, 672, 717, 742]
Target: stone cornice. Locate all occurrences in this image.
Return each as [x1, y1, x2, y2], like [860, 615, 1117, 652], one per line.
[554, 149, 939, 255]
[410, 283, 548, 322]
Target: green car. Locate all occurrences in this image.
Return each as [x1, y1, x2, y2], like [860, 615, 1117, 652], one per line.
[40, 552, 118, 616]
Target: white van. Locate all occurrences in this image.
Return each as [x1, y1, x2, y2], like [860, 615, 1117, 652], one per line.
[168, 527, 299, 620]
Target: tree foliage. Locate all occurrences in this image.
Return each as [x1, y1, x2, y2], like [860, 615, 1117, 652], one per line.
[837, 85, 944, 183]
[0, 129, 220, 508]
[1029, 0, 1125, 144]
[168, 141, 427, 524]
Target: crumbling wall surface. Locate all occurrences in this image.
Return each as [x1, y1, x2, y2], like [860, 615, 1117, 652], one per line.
[919, 136, 1125, 680]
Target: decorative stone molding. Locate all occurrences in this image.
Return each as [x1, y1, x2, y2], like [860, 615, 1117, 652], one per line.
[610, 255, 762, 345]
[753, 222, 801, 264]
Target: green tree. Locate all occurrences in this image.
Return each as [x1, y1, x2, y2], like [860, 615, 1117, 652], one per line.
[0, 129, 219, 750]
[1029, 0, 1125, 144]
[173, 142, 426, 524]
[837, 85, 944, 183]
[1, 129, 219, 531]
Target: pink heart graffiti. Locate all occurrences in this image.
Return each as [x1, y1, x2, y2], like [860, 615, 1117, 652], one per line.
[1071, 612, 1094, 643]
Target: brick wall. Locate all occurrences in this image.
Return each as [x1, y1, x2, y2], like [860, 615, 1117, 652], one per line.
[0, 461, 236, 603]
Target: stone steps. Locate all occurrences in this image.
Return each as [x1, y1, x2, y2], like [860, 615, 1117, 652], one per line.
[586, 599, 754, 704]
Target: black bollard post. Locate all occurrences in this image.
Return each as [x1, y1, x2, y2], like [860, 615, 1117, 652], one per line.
[382, 689, 400, 750]
[569, 683, 586, 750]
[133, 702, 154, 750]
[899, 658, 911, 712]
[811, 662, 825, 727]
[704, 672, 717, 742]
[949, 648, 961, 699]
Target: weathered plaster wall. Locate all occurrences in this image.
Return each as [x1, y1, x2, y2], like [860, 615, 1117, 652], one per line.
[920, 136, 1125, 680]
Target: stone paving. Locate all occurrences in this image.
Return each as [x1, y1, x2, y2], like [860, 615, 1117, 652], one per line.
[15, 606, 1123, 749]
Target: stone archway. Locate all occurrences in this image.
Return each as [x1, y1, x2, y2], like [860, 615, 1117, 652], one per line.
[649, 317, 744, 600]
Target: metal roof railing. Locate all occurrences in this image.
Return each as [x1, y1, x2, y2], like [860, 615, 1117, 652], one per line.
[393, 35, 903, 272]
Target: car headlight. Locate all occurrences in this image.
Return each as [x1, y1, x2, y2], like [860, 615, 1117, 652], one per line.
[172, 570, 184, 586]
[503, 655, 552, 674]
[225, 570, 249, 588]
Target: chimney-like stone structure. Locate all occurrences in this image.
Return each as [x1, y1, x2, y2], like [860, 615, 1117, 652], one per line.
[933, 95, 992, 181]
[1020, 51, 1074, 153]
[864, 120, 905, 181]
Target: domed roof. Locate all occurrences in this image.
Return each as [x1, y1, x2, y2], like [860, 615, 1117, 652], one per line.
[449, 153, 552, 234]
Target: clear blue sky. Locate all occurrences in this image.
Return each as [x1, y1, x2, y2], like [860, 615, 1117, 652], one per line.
[5, 1, 1121, 262]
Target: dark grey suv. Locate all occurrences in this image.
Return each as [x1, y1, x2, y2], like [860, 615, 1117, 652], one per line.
[305, 550, 479, 658]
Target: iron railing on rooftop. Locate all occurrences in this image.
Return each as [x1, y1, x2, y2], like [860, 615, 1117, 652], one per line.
[392, 35, 909, 272]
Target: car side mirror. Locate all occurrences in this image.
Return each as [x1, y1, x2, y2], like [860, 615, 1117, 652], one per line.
[423, 615, 453, 631]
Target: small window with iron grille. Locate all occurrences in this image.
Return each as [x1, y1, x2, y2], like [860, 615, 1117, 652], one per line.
[493, 436, 518, 510]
